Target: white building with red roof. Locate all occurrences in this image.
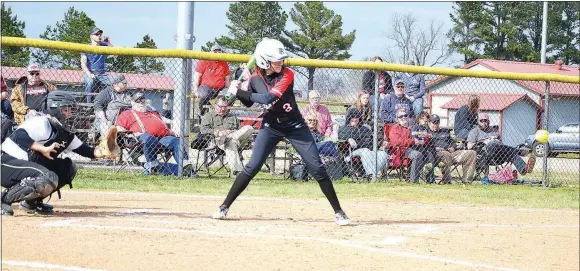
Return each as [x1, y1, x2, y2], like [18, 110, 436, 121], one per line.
[427, 59, 580, 147]
[0, 66, 176, 110]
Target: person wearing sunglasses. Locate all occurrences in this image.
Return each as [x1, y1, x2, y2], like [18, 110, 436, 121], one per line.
[115, 92, 196, 177]
[305, 113, 339, 164]
[9, 64, 56, 125]
[81, 27, 113, 103]
[388, 108, 434, 183]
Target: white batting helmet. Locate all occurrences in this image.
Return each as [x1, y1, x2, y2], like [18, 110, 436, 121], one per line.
[254, 38, 289, 69]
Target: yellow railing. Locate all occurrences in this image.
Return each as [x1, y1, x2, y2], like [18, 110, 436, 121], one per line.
[2, 37, 579, 84]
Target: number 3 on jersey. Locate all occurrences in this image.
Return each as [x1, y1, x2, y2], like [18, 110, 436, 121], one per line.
[283, 103, 293, 112]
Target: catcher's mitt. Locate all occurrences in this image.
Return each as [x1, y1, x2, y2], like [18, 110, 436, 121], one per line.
[95, 126, 120, 159]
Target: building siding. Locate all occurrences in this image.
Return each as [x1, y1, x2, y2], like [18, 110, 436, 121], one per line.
[429, 76, 541, 104]
[503, 100, 539, 147]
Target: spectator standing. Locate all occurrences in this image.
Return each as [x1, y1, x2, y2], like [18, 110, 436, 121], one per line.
[394, 60, 426, 117]
[81, 27, 113, 103]
[300, 90, 333, 137]
[454, 94, 480, 140]
[193, 45, 231, 116]
[362, 56, 393, 109]
[10, 64, 56, 125]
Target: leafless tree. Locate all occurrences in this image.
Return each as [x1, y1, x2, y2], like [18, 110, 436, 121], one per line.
[383, 13, 455, 67]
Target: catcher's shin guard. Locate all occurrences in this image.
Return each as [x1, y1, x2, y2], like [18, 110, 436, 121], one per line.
[3, 171, 59, 204]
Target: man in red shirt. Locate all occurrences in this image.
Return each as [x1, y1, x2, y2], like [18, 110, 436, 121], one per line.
[193, 44, 231, 116]
[388, 109, 434, 183]
[115, 92, 195, 176]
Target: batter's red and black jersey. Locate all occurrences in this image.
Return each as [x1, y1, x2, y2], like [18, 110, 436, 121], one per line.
[248, 67, 301, 119]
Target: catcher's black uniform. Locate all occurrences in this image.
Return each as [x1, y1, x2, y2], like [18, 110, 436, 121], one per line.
[1, 115, 96, 207]
[220, 67, 344, 213]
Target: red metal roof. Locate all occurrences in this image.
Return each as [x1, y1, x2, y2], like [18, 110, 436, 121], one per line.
[427, 59, 580, 97]
[0, 66, 175, 91]
[441, 93, 541, 112]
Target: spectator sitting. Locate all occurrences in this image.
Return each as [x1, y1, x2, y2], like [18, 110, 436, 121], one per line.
[411, 111, 437, 164]
[115, 92, 195, 176]
[1, 76, 14, 120]
[467, 114, 536, 175]
[346, 90, 374, 128]
[193, 44, 231, 116]
[338, 109, 388, 178]
[93, 74, 133, 137]
[305, 113, 339, 164]
[428, 114, 477, 184]
[300, 90, 333, 137]
[10, 64, 56, 125]
[161, 93, 172, 119]
[200, 96, 254, 175]
[362, 56, 394, 109]
[394, 60, 426, 117]
[380, 79, 414, 124]
[388, 108, 434, 183]
[81, 27, 113, 103]
[454, 94, 480, 140]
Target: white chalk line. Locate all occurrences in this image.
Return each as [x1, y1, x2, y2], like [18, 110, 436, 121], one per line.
[114, 208, 579, 230]
[2, 260, 114, 271]
[42, 219, 525, 271]
[66, 216, 467, 239]
[65, 190, 578, 213]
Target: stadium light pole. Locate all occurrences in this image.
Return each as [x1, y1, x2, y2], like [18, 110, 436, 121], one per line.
[540, 1, 548, 64]
[174, 2, 195, 177]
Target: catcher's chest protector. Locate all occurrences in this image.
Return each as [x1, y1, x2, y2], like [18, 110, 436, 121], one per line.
[28, 118, 75, 162]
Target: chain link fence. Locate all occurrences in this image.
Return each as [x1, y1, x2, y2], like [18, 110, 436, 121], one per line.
[1, 45, 578, 186]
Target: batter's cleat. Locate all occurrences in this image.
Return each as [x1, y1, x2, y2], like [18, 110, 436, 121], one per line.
[1, 203, 14, 216]
[20, 200, 54, 214]
[335, 211, 350, 226]
[212, 205, 229, 219]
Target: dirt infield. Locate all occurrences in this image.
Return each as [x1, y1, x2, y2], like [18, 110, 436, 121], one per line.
[2, 190, 579, 271]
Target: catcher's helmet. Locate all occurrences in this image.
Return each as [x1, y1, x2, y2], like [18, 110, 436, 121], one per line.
[47, 90, 77, 109]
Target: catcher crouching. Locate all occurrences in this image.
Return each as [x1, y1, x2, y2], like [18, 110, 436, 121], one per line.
[1, 91, 119, 216]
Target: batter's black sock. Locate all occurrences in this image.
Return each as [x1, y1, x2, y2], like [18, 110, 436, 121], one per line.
[222, 171, 253, 208]
[317, 178, 343, 213]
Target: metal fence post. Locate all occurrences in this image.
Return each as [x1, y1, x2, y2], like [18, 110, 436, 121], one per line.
[542, 81, 550, 187]
[174, 2, 194, 178]
[372, 71, 380, 182]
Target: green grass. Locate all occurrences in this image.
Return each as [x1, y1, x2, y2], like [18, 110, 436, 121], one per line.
[75, 169, 579, 210]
